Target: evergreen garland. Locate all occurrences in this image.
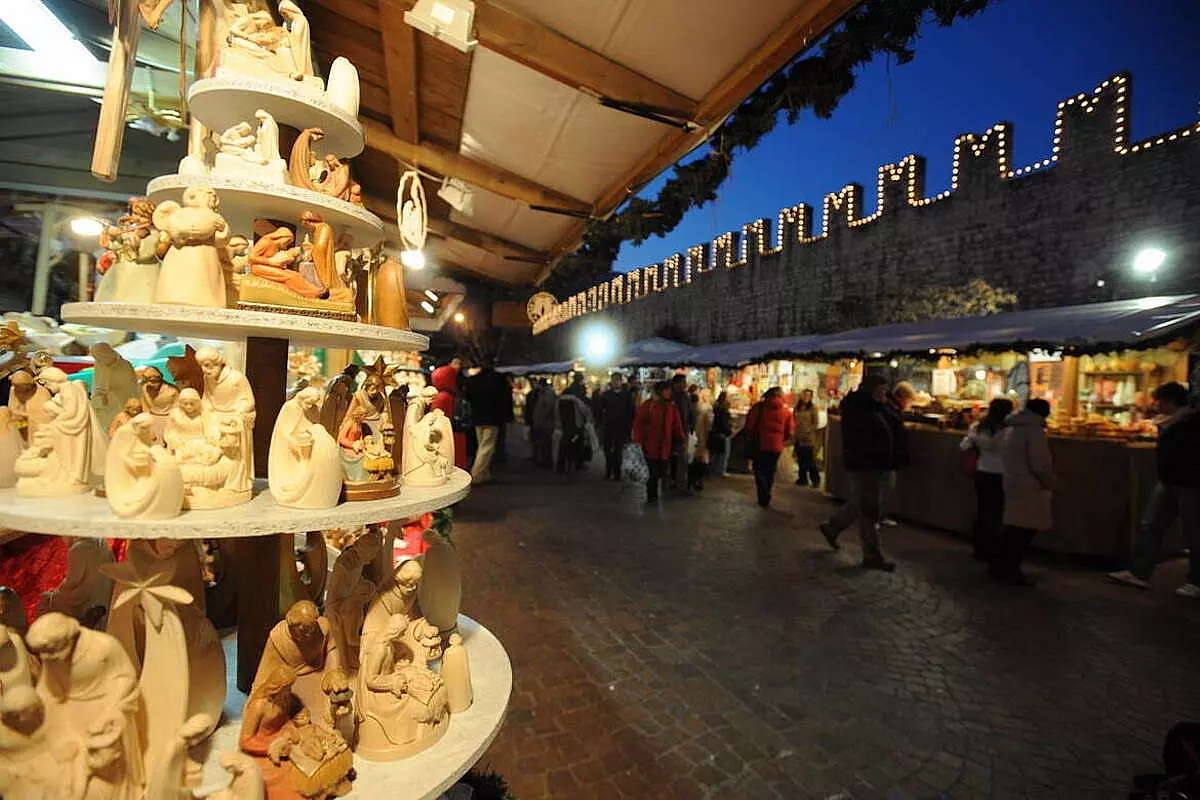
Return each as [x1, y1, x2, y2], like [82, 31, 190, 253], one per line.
[546, 0, 992, 295]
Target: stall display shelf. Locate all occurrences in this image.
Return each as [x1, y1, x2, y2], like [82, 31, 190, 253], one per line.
[187, 76, 365, 157]
[61, 302, 429, 350]
[199, 615, 511, 800]
[0, 469, 470, 539]
[146, 173, 383, 241]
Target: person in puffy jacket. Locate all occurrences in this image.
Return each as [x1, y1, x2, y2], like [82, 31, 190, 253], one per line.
[792, 389, 822, 488]
[431, 363, 468, 470]
[744, 387, 795, 508]
[819, 375, 907, 571]
[633, 381, 685, 503]
[994, 398, 1055, 585]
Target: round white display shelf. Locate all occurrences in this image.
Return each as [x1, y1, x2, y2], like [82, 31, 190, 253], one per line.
[188, 76, 365, 158]
[0, 468, 469, 539]
[146, 173, 383, 242]
[61, 302, 430, 350]
[199, 614, 511, 800]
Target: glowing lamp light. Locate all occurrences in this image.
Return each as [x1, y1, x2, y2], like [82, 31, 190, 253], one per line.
[419, 300, 435, 314]
[1, 0, 99, 75]
[578, 322, 617, 365]
[453, 311, 465, 323]
[400, 249, 425, 270]
[1132, 247, 1166, 274]
[69, 216, 104, 237]
[888, 359, 899, 368]
[974, 369, 987, 381]
[423, 289, 439, 302]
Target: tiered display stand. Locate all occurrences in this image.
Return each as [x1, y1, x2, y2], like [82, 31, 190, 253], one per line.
[23, 73, 513, 799]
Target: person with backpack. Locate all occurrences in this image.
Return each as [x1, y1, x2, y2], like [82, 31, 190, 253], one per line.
[743, 386, 795, 508]
[818, 375, 908, 571]
[633, 381, 685, 503]
[1109, 381, 1200, 597]
[961, 397, 1014, 561]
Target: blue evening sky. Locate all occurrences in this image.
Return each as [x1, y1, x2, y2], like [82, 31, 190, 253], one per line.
[613, 0, 1200, 273]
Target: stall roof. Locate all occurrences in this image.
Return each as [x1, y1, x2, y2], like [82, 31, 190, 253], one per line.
[618, 336, 690, 367]
[671, 295, 1200, 367]
[496, 360, 577, 376]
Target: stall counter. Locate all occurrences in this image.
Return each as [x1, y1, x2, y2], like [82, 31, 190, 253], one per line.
[825, 419, 1174, 560]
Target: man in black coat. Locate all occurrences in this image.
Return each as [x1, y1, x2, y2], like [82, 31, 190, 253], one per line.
[1109, 381, 1200, 595]
[464, 359, 513, 484]
[819, 374, 908, 571]
[596, 373, 636, 481]
[669, 373, 694, 488]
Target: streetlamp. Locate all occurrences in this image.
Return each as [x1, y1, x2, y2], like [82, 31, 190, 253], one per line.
[1132, 247, 1166, 276]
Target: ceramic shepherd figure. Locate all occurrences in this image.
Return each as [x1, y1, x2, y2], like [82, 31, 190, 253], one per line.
[250, 600, 346, 723]
[268, 387, 342, 509]
[153, 186, 230, 308]
[90, 343, 139, 433]
[15, 367, 107, 497]
[105, 412, 185, 519]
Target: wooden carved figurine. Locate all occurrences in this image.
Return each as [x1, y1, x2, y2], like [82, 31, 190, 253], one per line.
[0, 587, 28, 635]
[324, 56, 360, 117]
[37, 537, 114, 627]
[442, 633, 473, 713]
[324, 531, 381, 671]
[7, 369, 50, 443]
[250, 601, 346, 723]
[0, 621, 33, 693]
[153, 186, 230, 308]
[15, 367, 107, 497]
[107, 397, 144, 438]
[96, 197, 167, 304]
[300, 212, 355, 303]
[0, 408, 24, 488]
[240, 665, 298, 756]
[25, 612, 147, 798]
[236, 224, 356, 319]
[189, 346, 255, 506]
[269, 387, 342, 509]
[318, 364, 359, 439]
[355, 612, 450, 761]
[89, 343, 138, 433]
[105, 412, 185, 519]
[165, 388, 220, 465]
[402, 387, 453, 487]
[337, 358, 398, 500]
[289, 130, 361, 204]
[138, 365, 180, 443]
[371, 256, 410, 330]
[265, 710, 354, 800]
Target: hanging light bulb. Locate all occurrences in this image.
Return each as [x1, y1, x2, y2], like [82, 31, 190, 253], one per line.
[401, 249, 425, 269]
[420, 300, 435, 314]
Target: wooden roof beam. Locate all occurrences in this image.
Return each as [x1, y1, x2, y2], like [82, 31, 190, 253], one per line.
[473, 0, 699, 120]
[378, 0, 421, 143]
[362, 119, 592, 216]
[363, 193, 547, 263]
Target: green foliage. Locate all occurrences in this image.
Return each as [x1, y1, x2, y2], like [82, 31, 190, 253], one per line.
[426, 507, 455, 548]
[546, 0, 993, 296]
[460, 768, 520, 800]
[880, 278, 1018, 324]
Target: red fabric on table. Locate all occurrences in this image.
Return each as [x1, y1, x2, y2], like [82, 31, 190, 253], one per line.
[0, 535, 127, 622]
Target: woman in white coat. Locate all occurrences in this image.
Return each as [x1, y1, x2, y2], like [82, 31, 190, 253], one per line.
[994, 398, 1055, 585]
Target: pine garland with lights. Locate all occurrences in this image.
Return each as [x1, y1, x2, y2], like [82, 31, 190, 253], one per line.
[546, 0, 992, 295]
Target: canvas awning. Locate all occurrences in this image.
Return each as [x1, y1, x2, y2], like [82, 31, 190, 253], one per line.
[496, 360, 576, 376]
[669, 295, 1200, 367]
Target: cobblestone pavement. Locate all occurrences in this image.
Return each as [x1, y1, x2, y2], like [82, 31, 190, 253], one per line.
[456, 448, 1200, 799]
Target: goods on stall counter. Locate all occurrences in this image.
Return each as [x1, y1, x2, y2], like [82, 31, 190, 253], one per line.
[105, 412, 185, 519]
[97, 198, 166, 304]
[14, 367, 108, 498]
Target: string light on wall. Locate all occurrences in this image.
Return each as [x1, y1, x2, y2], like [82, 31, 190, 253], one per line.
[534, 71, 1194, 334]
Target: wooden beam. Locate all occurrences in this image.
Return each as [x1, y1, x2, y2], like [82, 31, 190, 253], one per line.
[540, 0, 860, 282]
[378, 0, 421, 143]
[363, 193, 546, 262]
[474, 0, 698, 119]
[362, 119, 592, 215]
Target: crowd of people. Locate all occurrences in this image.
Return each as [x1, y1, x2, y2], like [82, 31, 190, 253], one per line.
[437, 361, 1198, 595]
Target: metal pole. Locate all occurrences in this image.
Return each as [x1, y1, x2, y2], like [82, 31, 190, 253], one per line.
[31, 206, 59, 316]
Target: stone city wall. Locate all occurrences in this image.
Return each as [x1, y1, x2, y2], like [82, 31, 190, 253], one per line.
[533, 73, 1200, 353]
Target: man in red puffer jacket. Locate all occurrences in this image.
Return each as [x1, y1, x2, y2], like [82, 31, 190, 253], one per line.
[744, 387, 796, 508]
[430, 362, 468, 470]
[633, 380, 685, 504]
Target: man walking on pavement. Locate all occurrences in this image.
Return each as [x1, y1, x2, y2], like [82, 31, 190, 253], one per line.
[596, 372, 636, 481]
[464, 357, 513, 485]
[670, 373, 694, 490]
[819, 374, 909, 571]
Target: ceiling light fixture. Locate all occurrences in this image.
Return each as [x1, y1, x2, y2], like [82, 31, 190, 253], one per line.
[1, 0, 99, 73]
[420, 300, 436, 314]
[400, 249, 425, 270]
[437, 177, 475, 214]
[405, 0, 477, 52]
[69, 216, 104, 237]
[424, 289, 439, 302]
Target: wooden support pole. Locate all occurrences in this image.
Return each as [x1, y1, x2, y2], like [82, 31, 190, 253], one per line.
[92, 0, 143, 181]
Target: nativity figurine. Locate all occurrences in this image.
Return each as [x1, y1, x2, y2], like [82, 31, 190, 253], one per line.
[153, 186, 231, 308]
[402, 387, 453, 487]
[105, 412, 185, 519]
[107, 397, 144, 438]
[442, 633, 473, 714]
[0, 407, 24, 488]
[355, 612, 450, 761]
[210, 110, 288, 183]
[165, 388, 221, 466]
[324, 56, 360, 118]
[289, 130, 362, 204]
[37, 537, 114, 627]
[268, 387, 343, 509]
[235, 225, 356, 320]
[96, 197, 168, 304]
[25, 612, 146, 798]
[265, 709, 354, 800]
[90, 342, 139, 433]
[7, 369, 49, 443]
[371, 256, 410, 330]
[216, 4, 323, 93]
[15, 367, 107, 497]
[324, 531, 381, 671]
[250, 600, 346, 724]
[194, 346, 255, 498]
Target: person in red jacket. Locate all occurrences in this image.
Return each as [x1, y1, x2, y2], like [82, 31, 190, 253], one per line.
[633, 380, 685, 504]
[430, 362, 468, 470]
[744, 386, 796, 508]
